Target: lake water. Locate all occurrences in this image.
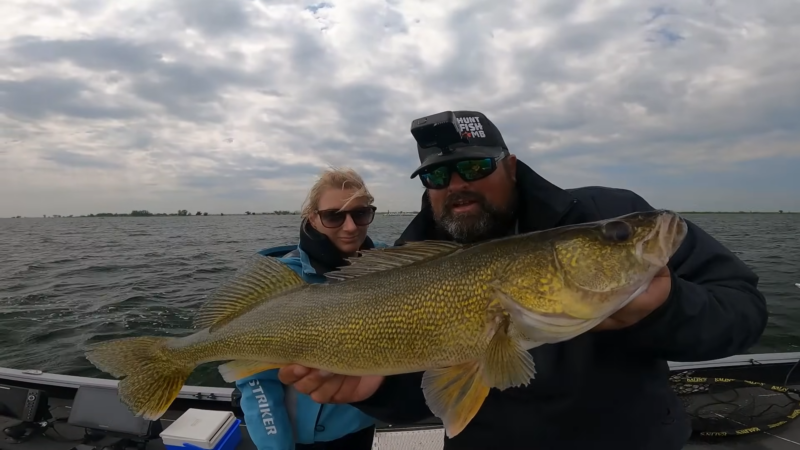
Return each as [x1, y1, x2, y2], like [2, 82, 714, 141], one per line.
[0, 213, 798, 387]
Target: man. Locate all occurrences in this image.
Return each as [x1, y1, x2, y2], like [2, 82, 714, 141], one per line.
[277, 111, 768, 450]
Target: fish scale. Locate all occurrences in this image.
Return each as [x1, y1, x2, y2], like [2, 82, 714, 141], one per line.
[188, 255, 502, 373]
[83, 209, 687, 439]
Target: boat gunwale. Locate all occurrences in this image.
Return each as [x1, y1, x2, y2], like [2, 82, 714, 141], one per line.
[0, 352, 798, 403]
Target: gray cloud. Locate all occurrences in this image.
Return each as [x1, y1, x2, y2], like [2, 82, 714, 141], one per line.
[7, 36, 267, 123]
[10, 37, 163, 74]
[172, 0, 252, 36]
[43, 150, 125, 169]
[0, 77, 140, 120]
[327, 83, 393, 136]
[0, 0, 798, 217]
[130, 66, 241, 123]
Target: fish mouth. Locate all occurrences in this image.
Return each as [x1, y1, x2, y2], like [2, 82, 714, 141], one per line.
[636, 212, 688, 266]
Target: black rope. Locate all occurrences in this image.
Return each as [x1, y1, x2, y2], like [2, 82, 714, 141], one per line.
[670, 371, 800, 437]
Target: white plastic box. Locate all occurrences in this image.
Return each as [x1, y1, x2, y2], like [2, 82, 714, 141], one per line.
[160, 408, 240, 450]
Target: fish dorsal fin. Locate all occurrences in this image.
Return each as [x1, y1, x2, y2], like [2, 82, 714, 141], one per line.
[325, 241, 463, 282]
[193, 254, 306, 331]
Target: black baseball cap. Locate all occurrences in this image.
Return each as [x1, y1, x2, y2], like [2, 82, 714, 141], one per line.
[409, 110, 509, 179]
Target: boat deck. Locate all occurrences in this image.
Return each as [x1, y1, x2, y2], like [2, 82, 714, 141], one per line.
[2, 353, 800, 450]
[7, 406, 800, 450]
[2, 398, 253, 450]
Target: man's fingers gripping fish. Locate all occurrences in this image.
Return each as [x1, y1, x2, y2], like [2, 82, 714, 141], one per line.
[83, 209, 688, 439]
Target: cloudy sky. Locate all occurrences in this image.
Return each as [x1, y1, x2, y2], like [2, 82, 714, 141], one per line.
[1, 0, 798, 217]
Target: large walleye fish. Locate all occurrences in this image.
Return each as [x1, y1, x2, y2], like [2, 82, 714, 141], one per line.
[84, 209, 687, 438]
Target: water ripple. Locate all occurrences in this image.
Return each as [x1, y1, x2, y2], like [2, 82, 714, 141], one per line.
[0, 213, 798, 386]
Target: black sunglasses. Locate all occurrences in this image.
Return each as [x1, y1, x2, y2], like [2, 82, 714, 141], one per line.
[419, 153, 506, 189]
[316, 205, 377, 228]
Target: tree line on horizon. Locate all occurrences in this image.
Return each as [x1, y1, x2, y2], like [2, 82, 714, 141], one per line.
[77, 209, 303, 217]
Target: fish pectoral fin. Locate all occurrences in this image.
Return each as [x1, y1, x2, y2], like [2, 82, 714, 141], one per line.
[193, 254, 306, 331]
[508, 324, 546, 351]
[421, 361, 490, 439]
[218, 360, 285, 383]
[493, 285, 604, 344]
[325, 241, 463, 281]
[482, 316, 537, 390]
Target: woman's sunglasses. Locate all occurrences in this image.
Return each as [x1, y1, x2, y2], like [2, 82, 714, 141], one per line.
[419, 153, 506, 189]
[316, 205, 377, 228]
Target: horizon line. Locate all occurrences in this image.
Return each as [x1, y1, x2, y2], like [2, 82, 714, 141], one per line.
[3, 210, 799, 219]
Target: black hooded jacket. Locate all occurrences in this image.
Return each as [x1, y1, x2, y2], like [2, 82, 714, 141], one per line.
[351, 161, 768, 450]
[293, 220, 377, 275]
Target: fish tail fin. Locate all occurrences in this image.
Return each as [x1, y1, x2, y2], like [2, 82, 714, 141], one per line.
[84, 336, 194, 420]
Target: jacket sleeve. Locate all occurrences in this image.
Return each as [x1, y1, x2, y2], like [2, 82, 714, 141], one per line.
[607, 191, 769, 362]
[349, 371, 434, 424]
[236, 371, 295, 450]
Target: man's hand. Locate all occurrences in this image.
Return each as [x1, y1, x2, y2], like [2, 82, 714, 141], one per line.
[593, 266, 673, 331]
[277, 365, 385, 404]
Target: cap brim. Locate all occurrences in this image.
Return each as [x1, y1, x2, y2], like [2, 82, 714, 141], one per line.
[410, 146, 505, 179]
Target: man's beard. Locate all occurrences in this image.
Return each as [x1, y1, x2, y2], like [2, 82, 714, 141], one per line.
[433, 190, 518, 244]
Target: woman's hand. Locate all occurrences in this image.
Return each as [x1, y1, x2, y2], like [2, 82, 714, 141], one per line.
[277, 364, 385, 404]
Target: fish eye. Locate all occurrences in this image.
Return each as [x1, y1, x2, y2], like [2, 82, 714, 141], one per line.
[602, 220, 633, 242]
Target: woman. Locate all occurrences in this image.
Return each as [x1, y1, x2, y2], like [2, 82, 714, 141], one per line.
[237, 167, 385, 450]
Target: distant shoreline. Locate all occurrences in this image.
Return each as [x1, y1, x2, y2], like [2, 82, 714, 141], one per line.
[4, 211, 797, 219]
[679, 211, 797, 215]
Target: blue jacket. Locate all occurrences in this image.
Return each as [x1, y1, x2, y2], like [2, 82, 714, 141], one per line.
[236, 242, 387, 450]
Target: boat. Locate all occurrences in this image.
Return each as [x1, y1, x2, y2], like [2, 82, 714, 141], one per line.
[2, 352, 800, 449]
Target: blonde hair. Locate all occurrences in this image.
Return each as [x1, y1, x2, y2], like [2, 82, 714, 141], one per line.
[301, 167, 375, 220]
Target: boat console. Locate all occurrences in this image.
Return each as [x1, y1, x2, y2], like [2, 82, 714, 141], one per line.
[0, 379, 255, 450]
[1, 383, 52, 444]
